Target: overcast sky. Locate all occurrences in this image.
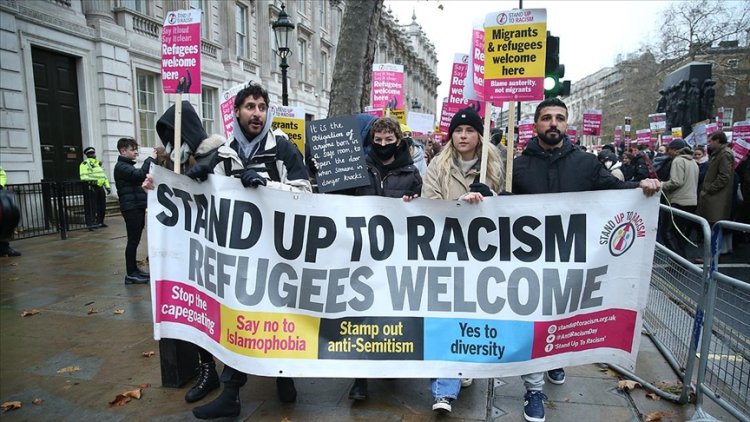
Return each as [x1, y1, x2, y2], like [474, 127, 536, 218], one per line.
[385, 0, 671, 102]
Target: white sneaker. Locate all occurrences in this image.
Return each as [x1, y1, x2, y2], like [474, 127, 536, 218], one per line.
[460, 378, 473, 387]
[432, 397, 452, 413]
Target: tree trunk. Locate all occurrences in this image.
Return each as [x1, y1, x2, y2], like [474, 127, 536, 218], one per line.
[328, 0, 384, 117]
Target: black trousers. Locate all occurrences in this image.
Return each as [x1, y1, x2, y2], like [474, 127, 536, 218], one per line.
[84, 185, 106, 227]
[122, 208, 145, 275]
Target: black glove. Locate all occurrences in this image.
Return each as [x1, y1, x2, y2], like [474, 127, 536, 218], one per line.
[105, 187, 111, 195]
[240, 169, 267, 188]
[469, 182, 493, 197]
[186, 164, 210, 182]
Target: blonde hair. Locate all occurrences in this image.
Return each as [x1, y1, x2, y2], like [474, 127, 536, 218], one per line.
[431, 135, 504, 195]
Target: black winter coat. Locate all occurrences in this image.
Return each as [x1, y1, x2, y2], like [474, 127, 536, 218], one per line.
[353, 142, 422, 198]
[114, 155, 154, 212]
[513, 138, 638, 194]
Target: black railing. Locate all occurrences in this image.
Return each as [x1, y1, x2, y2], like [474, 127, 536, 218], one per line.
[4, 181, 101, 240]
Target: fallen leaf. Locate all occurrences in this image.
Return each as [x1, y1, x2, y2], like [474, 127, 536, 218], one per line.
[645, 410, 671, 421]
[646, 392, 661, 401]
[655, 381, 684, 395]
[617, 380, 641, 391]
[87, 308, 98, 315]
[138, 383, 151, 389]
[599, 368, 619, 377]
[1, 401, 22, 412]
[113, 309, 125, 315]
[32, 398, 44, 405]
[142, 351, 155, 358]
[281, 418, 292, 422]
[56, 366, 81, 374]
[108, 388, 142, 407]
[21, 309, 40, 317]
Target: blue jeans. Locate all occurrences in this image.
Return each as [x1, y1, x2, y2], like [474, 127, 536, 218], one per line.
[431, 378, 460, 400]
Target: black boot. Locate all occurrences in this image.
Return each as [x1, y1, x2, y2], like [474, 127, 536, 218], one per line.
[192, 383, 241, 419]
[348, 378, 368, 401]
[276, 377, 297, 403]
[192, 366, 246, 419]
[185, 361, 219, 403]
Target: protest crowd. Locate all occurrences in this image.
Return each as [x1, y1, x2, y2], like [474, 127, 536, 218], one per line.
[1, 6, 749, 422]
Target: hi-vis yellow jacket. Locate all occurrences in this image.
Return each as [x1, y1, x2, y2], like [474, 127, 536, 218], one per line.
[79, 157, 111, 189]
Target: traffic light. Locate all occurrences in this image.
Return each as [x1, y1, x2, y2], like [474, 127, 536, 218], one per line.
[544, 32, 566, 98]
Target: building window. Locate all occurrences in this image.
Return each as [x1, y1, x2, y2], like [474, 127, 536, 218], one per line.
[334, 8, 342, 35]
[188, 0, 208, 39]
[320, 51, 328, 88]
[725, 80, 736, 96]
[722, 108, 734, 127]
[136, 70, 158, 147]
[727, 59, 739, 69]
[270, 26, 278, 70]
[201, 87, 217, 135]
[320, 1, 328, 31]
[235, 3, 248, 58]
[298, 39, 307, 81]
[122, 0, 148, 14]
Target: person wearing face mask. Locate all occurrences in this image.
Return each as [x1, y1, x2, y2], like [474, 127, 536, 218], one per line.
[512, 98, 660, 422]
[344, 117, 422, 401]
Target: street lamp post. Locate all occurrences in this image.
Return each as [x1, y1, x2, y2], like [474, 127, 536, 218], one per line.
[272, 4, 295, 106]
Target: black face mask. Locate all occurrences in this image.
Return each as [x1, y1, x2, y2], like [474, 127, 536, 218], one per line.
[372, 142, 398, 161]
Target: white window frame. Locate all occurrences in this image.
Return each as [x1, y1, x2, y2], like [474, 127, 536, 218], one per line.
[320, 51, 328, 88]
[122, 0, 148, 14]
[136, 70, 158, 147]
[725, 80, 736, 96]
[188, 0, 209, 40]
[298, 38, 307, 81]
[723, 108, 734, 127]
[235, 3, 248, 59]
[727, 59, 739, 69]
[201, 87, 217, 135]
[320, 1, 328, 31]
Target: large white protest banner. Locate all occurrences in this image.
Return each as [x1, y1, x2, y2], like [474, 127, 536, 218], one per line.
[148, 165, 658, 379]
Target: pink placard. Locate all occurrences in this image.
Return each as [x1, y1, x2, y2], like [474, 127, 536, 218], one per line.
[566, 126, 578, 144]
[583, 110, 603, 136]
[219, 83, 248, 139]
[470, 27, 486, 101]
[614, 126, 622, 143]
[636, 129, 651, 145]
[732, 121, 750, 168]
[439, 99, 453, 134]
[371, 64, 404, 109]
[447, 53, 482, 112]
[518, 118, 535, 144]
[161, 9, 202, 94]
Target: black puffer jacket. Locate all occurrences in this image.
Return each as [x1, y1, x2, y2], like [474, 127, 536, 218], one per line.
[353, 141, 422, 198]
[114, 155, 154, 212]
[513, 138, 638, 194]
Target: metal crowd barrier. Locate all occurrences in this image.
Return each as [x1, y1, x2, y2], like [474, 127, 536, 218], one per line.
[692, 220, 750, 422]
[608, 205, 749, 422]
[610, 205, 711, 403]
[4, 181, 97, 240]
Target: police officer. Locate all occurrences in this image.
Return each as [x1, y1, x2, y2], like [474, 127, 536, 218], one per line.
[79, 147, 111, 228]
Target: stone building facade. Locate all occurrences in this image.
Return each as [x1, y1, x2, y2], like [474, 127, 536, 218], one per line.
[0, 0, 440, 185]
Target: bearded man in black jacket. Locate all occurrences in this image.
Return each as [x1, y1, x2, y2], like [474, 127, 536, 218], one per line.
[512, 98, 660, 422]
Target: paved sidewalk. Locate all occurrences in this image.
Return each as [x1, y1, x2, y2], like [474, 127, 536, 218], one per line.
[0, 216, 736, 421]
